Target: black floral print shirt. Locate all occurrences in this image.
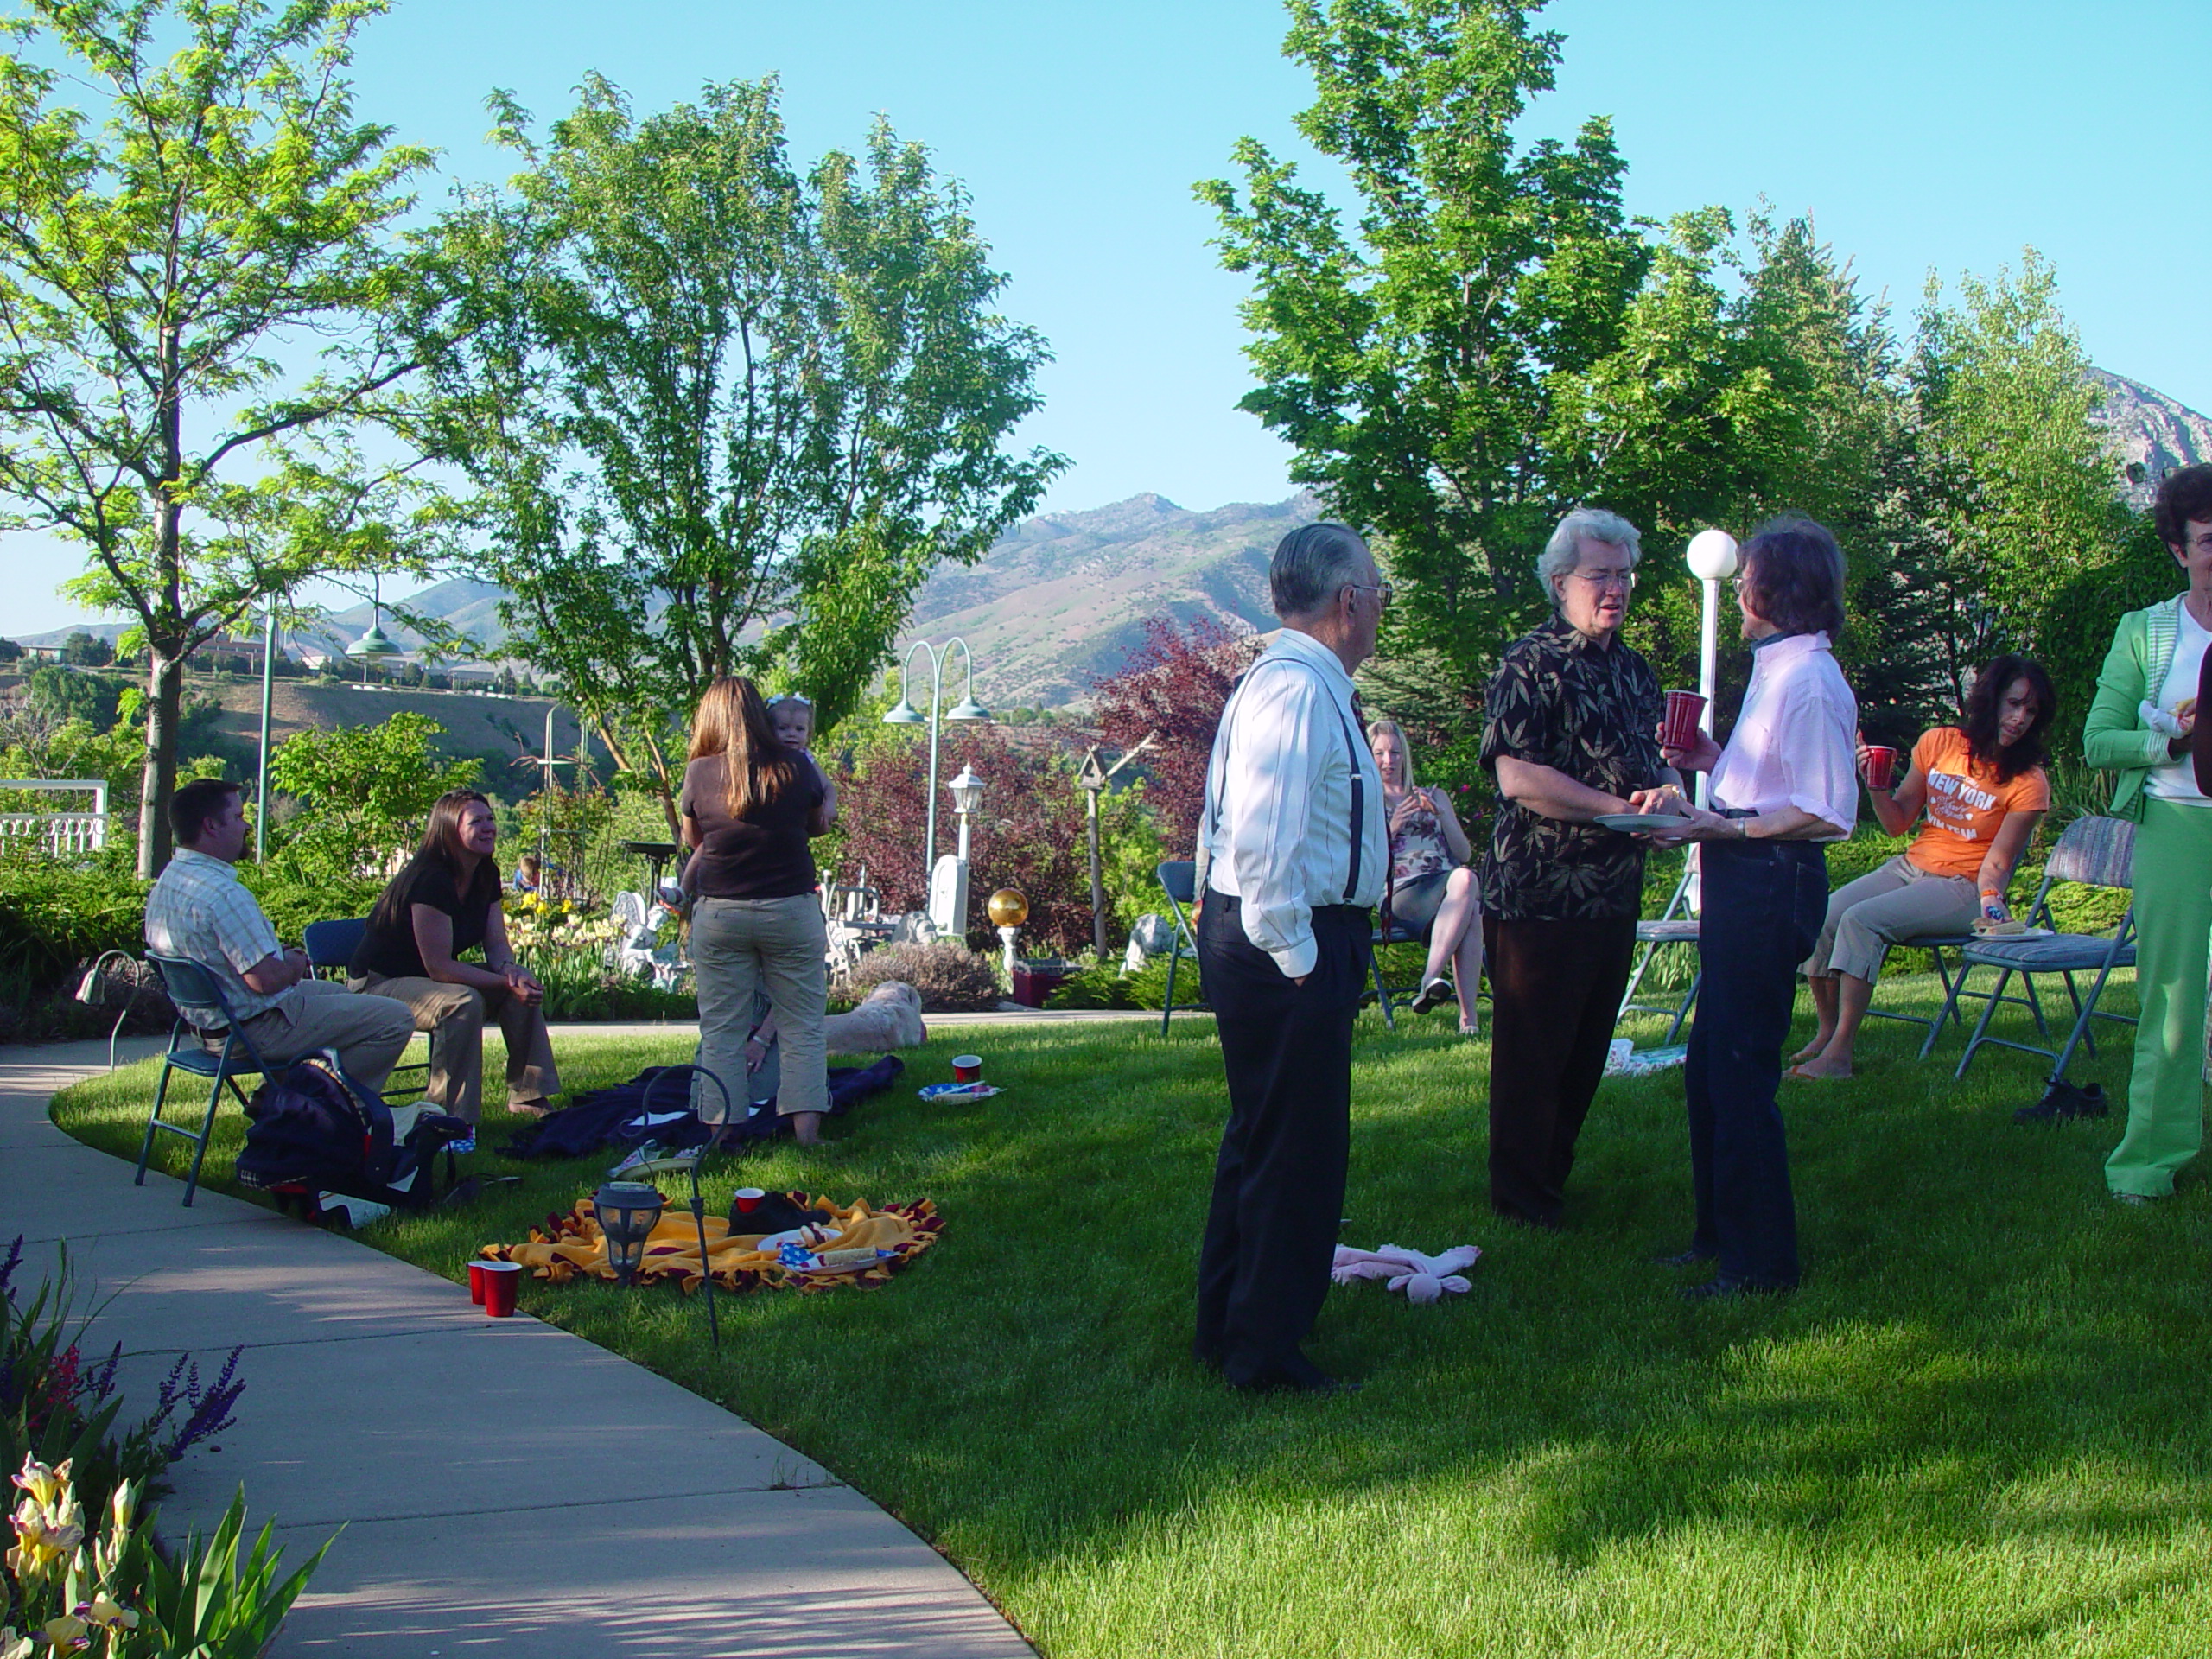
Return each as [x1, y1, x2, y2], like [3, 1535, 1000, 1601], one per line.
[1478, 613, 1667, 921]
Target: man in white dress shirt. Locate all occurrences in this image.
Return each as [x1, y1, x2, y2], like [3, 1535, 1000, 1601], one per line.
[1194, 523, 1388, 1395]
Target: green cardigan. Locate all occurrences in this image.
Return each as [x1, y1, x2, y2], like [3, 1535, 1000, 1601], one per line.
[2082, 594, 2190, 823]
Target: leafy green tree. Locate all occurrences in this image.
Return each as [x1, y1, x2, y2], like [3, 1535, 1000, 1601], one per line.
[417, 76, 1064, 834]
[58, 632, 112, 666]
[25, 664, 118, 732]
[1199, 0, 1649, 700]
[267, 711, 478, 882]
[0, 0, 454, 875]
[1909, 251, 2141, 734]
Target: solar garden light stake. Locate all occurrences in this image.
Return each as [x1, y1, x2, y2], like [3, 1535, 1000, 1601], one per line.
[626, 1065, 736, 1351]
[593, 1182, 664, 1286]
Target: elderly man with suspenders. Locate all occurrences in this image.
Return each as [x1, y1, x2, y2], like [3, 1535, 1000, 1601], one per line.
[1193, 523, 1389, 1395]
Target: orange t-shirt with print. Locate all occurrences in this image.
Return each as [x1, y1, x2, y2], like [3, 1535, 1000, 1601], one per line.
[1905, 727, 2050, 880]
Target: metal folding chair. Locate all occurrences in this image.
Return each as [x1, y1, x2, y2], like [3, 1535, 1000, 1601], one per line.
[1155, 861, 1211, 1035]
[1618, 861, 1701, 1041]
[1937, 815, 2138, 1084]
[302, 918, 432, 1101]
[137, 954, 276, 1206]
[1860, 931, 2030, 1058]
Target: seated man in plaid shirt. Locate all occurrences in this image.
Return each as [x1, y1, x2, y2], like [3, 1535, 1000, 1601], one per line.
[144, 779, 416, 1093]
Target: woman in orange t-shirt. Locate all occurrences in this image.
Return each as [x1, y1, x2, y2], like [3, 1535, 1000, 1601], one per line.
[1789, 655, 2056, 1079]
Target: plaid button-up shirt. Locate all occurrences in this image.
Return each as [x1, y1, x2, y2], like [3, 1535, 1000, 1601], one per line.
[143, 849, 286, 1027]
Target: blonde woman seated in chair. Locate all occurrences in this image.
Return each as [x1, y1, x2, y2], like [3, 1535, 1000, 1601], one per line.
[1367, 719, 1483, 1033]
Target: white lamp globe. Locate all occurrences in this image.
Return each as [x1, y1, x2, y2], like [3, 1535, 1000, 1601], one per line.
[1685, 528, 1739, 582]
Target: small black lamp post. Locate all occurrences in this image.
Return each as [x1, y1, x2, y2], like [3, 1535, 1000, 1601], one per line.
[630, 1065, 735, 1351]
[593, 1182, 664, 1285]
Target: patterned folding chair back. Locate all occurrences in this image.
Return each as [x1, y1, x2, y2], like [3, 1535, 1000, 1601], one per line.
[145, 952, 233, 1024]
[303, 918, 367, 974]
[2044, 815, 2135, 891]
[1158, 861, 1198, 906]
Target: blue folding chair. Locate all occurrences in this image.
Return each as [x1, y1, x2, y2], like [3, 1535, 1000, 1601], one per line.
[302, 917, 432, 1101]
[137, 954, 276, 1206]
[302, 917, 367, 979]
[1155, 861, 1212, 1035]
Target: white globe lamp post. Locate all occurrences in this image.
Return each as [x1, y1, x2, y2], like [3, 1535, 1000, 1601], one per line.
[1683, 529, 1739, 807]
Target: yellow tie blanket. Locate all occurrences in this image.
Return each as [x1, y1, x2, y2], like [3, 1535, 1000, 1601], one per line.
[480, 1194, 939, 1294]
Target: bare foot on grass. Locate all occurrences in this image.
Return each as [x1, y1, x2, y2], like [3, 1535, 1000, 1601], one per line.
[1787, 1055, 1853, 1081]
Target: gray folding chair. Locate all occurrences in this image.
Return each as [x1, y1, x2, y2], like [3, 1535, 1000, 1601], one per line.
[138, 954, 275, 1206]
[1937, 815, 2137, 1084]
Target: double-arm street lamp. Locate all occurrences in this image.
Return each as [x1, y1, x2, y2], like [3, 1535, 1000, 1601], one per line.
[881, 638, 990, 882]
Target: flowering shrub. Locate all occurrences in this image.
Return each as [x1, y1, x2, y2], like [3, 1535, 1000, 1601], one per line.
[0, 1241, 315, 1656]
[503, 892, 626, 959]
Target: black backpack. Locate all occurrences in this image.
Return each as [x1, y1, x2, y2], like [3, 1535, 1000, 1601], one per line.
[237, 1051, 468, 1216]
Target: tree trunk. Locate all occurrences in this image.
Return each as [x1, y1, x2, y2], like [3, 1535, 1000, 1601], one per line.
[136, 648, 182, 878]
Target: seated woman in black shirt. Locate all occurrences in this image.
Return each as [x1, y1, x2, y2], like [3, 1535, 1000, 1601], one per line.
[351, 789, 557, 1141]
[682, 676, 836, 1147]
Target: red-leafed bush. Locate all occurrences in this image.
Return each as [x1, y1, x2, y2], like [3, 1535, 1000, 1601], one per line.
[1090, 615, 1260, 849]
[829, 722, 1138, 956]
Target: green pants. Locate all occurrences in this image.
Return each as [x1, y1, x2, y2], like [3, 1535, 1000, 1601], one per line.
[2107, 797, 2212, 1197]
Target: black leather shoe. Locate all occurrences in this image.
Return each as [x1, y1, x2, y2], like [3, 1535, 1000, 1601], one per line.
[1409, 976, 1454, 1015]
[1679, 1274, 1793, 1302]
[2013, 1080, 2107, 1122]
[1653, 1248, 1717, 1268]
[1230, 1354, 1363, 1395]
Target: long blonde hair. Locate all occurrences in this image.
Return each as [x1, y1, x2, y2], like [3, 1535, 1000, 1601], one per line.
[688, 677, 797, 817]
[1366, 718, 1415, 789]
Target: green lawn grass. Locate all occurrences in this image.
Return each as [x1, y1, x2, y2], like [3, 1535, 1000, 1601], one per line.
[49, 972, 2212, 1658]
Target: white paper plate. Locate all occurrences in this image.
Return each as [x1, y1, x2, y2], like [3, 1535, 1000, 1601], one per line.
[1592, 812, 1694, 833]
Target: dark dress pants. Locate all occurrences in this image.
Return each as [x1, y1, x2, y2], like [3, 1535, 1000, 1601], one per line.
[1484, 914, 1638, 1227]
[1194, 896, 1370, 1386]
[1685, 839, 1827, 1288]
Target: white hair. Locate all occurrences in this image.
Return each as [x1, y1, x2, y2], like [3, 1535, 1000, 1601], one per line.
[1536, 507, 1643, 606]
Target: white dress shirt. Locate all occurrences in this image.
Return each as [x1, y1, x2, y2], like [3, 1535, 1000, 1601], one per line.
[1708, 631, 1859, 838]
[1201, 627, 1387, 978]
[143, 848, 288, 1027]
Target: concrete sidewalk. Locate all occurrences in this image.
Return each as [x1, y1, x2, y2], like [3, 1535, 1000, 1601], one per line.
[0, 1039, 1034, 1658]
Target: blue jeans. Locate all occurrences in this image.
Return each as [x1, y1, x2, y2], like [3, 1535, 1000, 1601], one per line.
[1686, 839, 1827, 1287]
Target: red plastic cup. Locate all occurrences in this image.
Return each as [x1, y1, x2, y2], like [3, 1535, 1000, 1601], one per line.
[1661, 690, 1707, 751]
[480, 1260, 522, 1318]
[733, 1187, 766, 1214]
[951, 1054, 983, 1084]
[1864, 745, 1898, 791]
[467, 1261, 489, 1306]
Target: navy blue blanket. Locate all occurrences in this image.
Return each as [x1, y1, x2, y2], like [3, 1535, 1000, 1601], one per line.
[497, 1055, 905, 1160]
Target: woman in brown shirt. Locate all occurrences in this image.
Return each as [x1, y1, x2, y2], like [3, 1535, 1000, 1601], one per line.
[681, 677, 837, 1145]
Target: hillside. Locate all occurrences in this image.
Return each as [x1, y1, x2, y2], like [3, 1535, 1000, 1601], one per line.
[902, 491, 1317, 707]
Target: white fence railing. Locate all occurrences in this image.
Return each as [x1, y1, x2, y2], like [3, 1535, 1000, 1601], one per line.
[0, 779, 110, 856]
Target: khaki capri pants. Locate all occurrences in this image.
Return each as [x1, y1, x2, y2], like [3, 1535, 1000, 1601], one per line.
[1801, 853, 1980, 985]
[689, 894, 829, 1122]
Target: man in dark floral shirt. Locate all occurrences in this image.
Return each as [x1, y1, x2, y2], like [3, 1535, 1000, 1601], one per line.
[1478, 507, 1681, 1227]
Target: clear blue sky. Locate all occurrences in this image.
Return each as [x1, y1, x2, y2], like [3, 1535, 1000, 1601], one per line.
[8, 0, 2206, 636]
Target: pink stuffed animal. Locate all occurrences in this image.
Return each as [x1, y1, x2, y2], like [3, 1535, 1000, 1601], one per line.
[1330, 1243, 1480, 1305]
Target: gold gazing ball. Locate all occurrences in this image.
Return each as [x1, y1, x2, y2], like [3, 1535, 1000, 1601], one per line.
[987, 888, 1029, 928]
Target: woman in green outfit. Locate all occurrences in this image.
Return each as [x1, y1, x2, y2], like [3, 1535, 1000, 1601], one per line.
[2082, 462, 2212, 1202]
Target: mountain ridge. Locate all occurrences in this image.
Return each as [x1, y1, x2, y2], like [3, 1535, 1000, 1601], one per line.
[13, 371, 2208, 709]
